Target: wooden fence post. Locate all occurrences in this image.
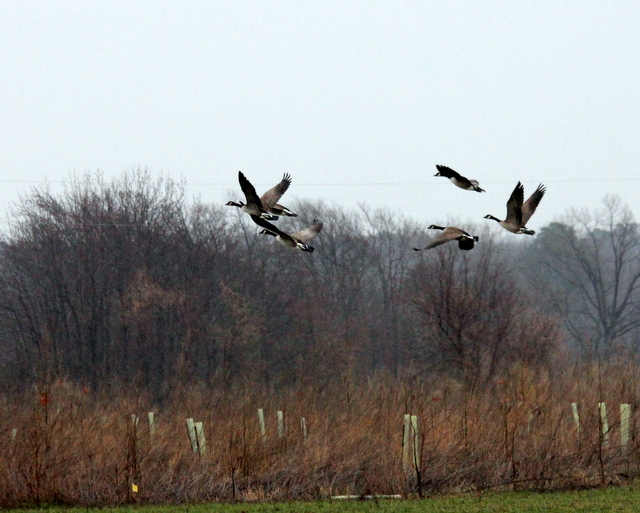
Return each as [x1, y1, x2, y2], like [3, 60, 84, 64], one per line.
[258, 408, 266, 443]
[402, 414, 411, 472]
[148, 412, 155, 438]
[277, 410, 284, 438]
[194, 421, 207, 455]
[186, 418, 198, 453]
[411, 414, 420, 468]
[599, 402, 609, 445]
[571, 403, 580, 437]
[301, 417, 307, 441]
[621, 403, 631, 451]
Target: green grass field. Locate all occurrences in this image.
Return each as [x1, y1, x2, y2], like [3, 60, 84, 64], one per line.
[12, 485, 640, 513]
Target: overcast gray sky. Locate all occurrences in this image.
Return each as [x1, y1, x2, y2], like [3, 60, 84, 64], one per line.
[1, 1, 639, 232]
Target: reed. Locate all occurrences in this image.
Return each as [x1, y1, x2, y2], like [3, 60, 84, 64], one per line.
[0, 358, 638, 507]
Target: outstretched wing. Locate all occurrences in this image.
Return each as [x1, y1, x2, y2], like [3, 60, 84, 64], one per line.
[261, 173, 292, 208]
[423, 227, 465, 249]
[505, 182, 524, 226]
[521, 184, 546, 225]
[436, 165, 462, 180]
[238, 171, 263, 209]
[291, 219, 323, 243]
[249, 214, 286, 236]
[436, 165, 476, 187]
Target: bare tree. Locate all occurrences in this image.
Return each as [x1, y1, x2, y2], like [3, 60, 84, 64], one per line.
[0, 171, 202, 394]
[0, 174, 571, 400]
[405, 227, 559, 391]
[360, 206, 424, 374]
[526, 196, 640, 355]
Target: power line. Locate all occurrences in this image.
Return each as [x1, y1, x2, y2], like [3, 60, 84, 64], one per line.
[187, 178, 640, 186]
[0, 177, 637, 187]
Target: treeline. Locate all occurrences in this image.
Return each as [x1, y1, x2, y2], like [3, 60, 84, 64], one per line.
[0, 172, 639, 399]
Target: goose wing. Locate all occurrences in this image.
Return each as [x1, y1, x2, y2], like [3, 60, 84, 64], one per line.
[436, 165, 474, 187]
[260, 173, 292, 208]
[291, 219, 323, 243]
[436, 165, 461, 180]
[521, 184, 546, 225]
[238, 171, 264, 210]
[424, 227, 464, 249]
[249, 214, 290, 239]
[505, 182, 525, 226]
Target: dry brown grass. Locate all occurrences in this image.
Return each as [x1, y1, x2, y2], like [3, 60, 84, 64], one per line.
[1, 359, 639, 507]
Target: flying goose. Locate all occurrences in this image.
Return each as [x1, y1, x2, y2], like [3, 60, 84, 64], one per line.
[258, 173, 298, 217]
[226, 171, 297, 220]
[413, 225, 479, 251]
[484, 182, 546, 235]
[435, 165, 485, 192]
[251, 215, 323, 253]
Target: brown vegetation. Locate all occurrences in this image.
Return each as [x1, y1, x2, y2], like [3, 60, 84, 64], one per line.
[0, 172, 639, 506]
[1, 362, 639, 507]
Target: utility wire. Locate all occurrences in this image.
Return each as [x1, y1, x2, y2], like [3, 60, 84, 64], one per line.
[0, 177, 636, 186]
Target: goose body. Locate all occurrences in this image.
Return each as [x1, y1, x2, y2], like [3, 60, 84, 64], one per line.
[251, 215, 323, 253]
[484, 181, 546, 235]
[435, 165, 485, 192]
[414, 225, 479, 251]
[226, 171, 275, 219]
[226, 171, 296, 220]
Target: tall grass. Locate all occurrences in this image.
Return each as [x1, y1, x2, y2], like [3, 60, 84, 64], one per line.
[1, 358, 639, 507]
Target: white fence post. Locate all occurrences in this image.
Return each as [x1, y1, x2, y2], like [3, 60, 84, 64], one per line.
[621, 403, 631, 451]
[599, 402, 609, 445]
[148, 412, 156, 438]
[277, 410, 284, 438]
[411, 414, 420, 468]
[186, 418, 198, 453]
[301, 417, 307, 441]
[258, 408, 266, 443]
[402, 414, 411, 472]
[194, 421, 207, 455]
[571, 403, 580, 438]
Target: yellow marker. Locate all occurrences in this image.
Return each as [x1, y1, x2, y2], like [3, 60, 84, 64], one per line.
[132, 483, 138, 493]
